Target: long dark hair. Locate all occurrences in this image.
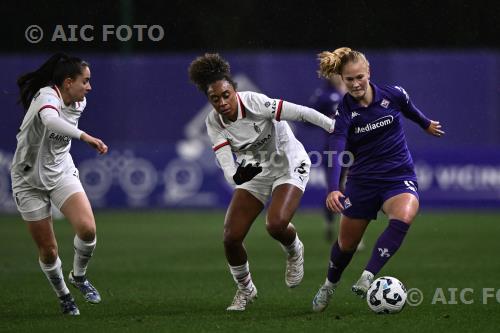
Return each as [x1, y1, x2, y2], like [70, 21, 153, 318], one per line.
[17, 53, 89, 110]
[188, 53, 237, 94]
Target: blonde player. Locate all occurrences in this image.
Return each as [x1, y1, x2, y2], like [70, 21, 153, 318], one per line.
[11, 53, 108, 315]
[188, 53, 334, 311]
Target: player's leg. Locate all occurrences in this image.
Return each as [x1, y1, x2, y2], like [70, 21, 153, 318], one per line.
[14, 184, 79, 315]
[313, 215, 369, 311]
[224, 189, 264, 311]
[266, 184, 305, 288]
[26, 217, 80, 315]
[58, 189, 101, 304]
[362, 192, 419, 282]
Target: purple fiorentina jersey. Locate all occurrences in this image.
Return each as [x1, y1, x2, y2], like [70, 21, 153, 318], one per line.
[328, 83, 431, 190]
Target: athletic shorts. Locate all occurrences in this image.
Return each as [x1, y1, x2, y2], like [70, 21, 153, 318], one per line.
[237, 160, 310, 204]
[11, 168, 84, 222]
[341, 178, 419, 221]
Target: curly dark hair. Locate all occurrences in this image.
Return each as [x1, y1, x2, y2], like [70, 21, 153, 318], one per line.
[188, 53, 237, 94]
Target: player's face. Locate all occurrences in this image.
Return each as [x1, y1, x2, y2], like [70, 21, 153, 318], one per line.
[65, 66, 92, 103]
[341, 61, 370, 100]
[207, 80, 238, 120]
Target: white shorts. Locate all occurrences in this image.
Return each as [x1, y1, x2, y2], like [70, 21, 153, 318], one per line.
[12, 168, 84, 222]
[236, 159, 310, 204]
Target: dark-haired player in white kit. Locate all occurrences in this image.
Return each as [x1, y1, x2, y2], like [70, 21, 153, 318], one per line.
[189, 53, 335, 311]
[11, 53, 108, 315]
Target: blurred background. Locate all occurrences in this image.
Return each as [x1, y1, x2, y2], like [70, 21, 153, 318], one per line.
[1, 0, 499, 211]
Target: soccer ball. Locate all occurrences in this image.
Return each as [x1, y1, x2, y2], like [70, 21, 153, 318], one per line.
[367, 276, 407, 314]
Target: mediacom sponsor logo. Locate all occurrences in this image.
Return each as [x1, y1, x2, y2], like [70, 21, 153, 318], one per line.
[355, 115, 393, 134]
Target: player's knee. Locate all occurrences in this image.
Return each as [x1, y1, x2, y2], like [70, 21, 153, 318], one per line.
[390, 215, 415, 225]
[265, 218, 288, 237]
[78, 225, 96, 242]
[223, 228, 243, 249]
[39, 244, 58, 263]
[338, 238, 358, 252]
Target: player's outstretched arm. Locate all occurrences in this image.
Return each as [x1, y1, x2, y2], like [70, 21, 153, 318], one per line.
[279, 101, 334, 133]
[80, 133, 108, 155]
[426, 120, 445, 137]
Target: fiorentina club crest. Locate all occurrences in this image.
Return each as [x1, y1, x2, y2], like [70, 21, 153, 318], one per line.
[343, 197, 352, 209]
[380, 99, 390, 108]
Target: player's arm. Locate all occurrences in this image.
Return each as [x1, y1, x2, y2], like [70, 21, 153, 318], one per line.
[39, 108, 108, 154]
[392, 85, 444, 137]
[325, 107, 350, 212]
[325, 134, 347, 213]
[278, 101, 334, 133]
[245, 91, 334, 132]
[213, 144, 262, 185]
[207, 116, 261, 186]
[39, 107, 83, 138]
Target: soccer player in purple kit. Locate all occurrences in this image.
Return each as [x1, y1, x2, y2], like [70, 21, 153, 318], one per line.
[311, 47, 445, 312]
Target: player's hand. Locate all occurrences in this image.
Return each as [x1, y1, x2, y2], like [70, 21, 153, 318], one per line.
[81, 132, 109, 155]
[233, 159, 262, 185]
[426, 120, 445, 137]
[326, 190, 345, 213]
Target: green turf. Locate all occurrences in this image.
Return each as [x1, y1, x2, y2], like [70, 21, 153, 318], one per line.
[1, 210, 499, 332]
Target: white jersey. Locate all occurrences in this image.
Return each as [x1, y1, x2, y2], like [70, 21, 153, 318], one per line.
[11, 86, 85, 190]
[206, 91, 322, 182]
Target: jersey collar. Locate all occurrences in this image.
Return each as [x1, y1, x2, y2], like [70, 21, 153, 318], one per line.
[345, 82, 383, 110]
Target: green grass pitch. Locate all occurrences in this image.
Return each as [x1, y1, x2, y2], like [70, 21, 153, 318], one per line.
[1, 210, 499, 332]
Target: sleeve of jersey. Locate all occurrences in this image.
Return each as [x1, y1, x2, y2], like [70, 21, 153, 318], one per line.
[278, 101, 335, 133]
[393, 86, 431, 129]
[214, 145, 237, 186]
[206, 118, 237, 186]
[326, 135, 347, 192]
[39, 108, 84, 139]
[326, 109, 349, 192]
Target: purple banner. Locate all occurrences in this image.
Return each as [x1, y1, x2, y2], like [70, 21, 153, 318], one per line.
[1, 51, 499, 211]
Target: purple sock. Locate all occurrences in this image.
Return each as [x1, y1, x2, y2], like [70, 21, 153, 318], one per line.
[365, 219, 410, 275]
[327, 241, 355, 284]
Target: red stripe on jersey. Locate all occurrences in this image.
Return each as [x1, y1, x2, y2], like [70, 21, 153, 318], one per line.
[237, 93, 246, 118]
[51, 85, 61, 99]
[213, 141, 230, 152]
[276, 100, 283, 121]
[38, 104, 60, 114]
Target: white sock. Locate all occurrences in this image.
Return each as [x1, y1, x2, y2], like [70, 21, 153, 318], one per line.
[281, 234, 301, 256]
[39, 257, 70, 297]
[362, 270, 374, 280]
[324, 278, 338, 289]
[73, 235, 96, 277]
[229, 262, 255, 291]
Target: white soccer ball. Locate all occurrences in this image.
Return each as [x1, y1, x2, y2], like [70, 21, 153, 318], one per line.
[366, 276, 407, 314]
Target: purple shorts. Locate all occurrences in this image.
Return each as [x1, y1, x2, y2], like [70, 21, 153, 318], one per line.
[341, 179, 419, 221]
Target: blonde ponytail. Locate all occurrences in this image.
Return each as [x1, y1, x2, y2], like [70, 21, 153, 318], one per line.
[317, 47, 369, 79]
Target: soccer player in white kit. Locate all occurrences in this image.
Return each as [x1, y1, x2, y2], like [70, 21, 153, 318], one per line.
[11, 53, 108, 315]
[188, 53, 335, 311]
